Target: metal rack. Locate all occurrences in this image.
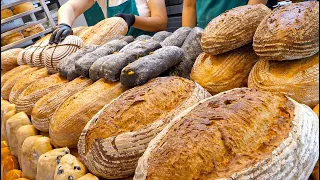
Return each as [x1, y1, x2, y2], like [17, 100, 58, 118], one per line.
[1, 0, 57, 52]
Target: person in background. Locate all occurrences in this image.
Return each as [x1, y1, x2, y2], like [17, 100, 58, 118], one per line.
[49, 0, 168, 44]
[182, 0, 268, 29]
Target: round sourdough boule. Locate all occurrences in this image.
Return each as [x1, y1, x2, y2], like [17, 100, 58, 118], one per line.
[134, 88, 319, 180]
[12, 2, 34, 14]
[253, 1, 319, 60]
[1, 9, 14, 19]
[54, 154, 86, 180]
[248, 53, 319, 108]
[78, 76, 211, 179]
[1, 48, 23, 71]
[44, 35, 83, 73]
[191, 45, 259, 95]
[21, 24, 45, 37]
[201, 4, 271, 55]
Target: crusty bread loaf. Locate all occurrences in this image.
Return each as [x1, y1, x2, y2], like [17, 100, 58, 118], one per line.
[78, 77, 211, 179]
[22, 40, 50, 67]
[134, 88, 319, 180]
[201, 4, 271, 55]
[37, 147, 70, 180]
[16, 125, 38, 165]
[15, 73, 68, 115]
[191, 45, 259, 95]
[1, 65, 31, 87]
[9, 68, 49, 104]
[72, 26, 89, 37]
[1, 32, 24, 46]
[81, 17, 128, 45]
[32, 77, 93, 132]
[44, 35, 84, 73]
[161, 27, 192, 47]
[54, 154, 86, 180]
[50, 79, 126, 148]
[1, 48, 23, 71]
[35, 33, 51, 44]
[12, 2, 34, 14]
[253, 1, 319, 60]
[22, 24, 45, 37]
[1, 9, 14, 20]
[248, 53, 319, 107]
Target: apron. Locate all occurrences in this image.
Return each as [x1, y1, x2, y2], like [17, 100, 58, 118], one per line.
[106, 0, 155, 37]
[196, 0, 248, 29]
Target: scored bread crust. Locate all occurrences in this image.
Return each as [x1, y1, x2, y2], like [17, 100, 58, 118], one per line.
[1, 48, 23, 71]
[134, 88, 319, 180]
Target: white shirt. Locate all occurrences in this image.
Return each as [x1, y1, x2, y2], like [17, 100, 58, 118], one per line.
[96, 0, 151, 18]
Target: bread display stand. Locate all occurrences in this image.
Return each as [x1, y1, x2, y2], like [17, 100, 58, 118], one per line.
[1, 0, 56, 52]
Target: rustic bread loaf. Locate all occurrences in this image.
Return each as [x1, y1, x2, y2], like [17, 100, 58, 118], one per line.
[75, 40, 128, 78]
[21, 24, 45, 37]
[161, 27, 192, 47]
[1, 65, 31, 87]
[1, 48, 23, 71]
[6, 112, 31, 156]
[9, 68, 49, 104]
[248, 53, 319, 107]
[16, 125, 38, 165]
[201, 4, 271, 55]
[35, 33, 51, 44]
[1, 155, 19, 179]
[54, 154, 86, 180]
[78, 173, 99, 180]
[44, 35, 84, 73]
[15, 73, 68, 115]
[31, 40, 50, 67]
[20, 136, 52, 179]
[134, 88, 319, 180]
[121, 46, 184, 86]
[82, 17, 128, 45]
[78, 77, 211, 179]
[1, 32, 24, 46]
[32, 77, 93, 132]
[12, 2, 34, 14]
[136, 35, 152, 41]
[151, 31, 172, 42]
[191, 45, 259, 95]
[3, 169, 22, 180]
[253, 1, 319, 60]
[37, 147, 70, 180]
[72, 26, 89, 37]
[1, 147, 11, 160]
[1, 9, 14, 19]
[49, 79, 126, 148]
[1, 66, 38, 100]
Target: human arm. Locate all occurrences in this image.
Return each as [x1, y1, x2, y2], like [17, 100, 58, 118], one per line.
[248, 0, 268, 5]
[182, 0, 196, 28]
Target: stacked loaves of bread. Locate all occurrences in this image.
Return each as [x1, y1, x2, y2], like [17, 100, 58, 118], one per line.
[1, 32, 24, 47]
[12, 2, 35, 15]
[21, 24, 45, 37]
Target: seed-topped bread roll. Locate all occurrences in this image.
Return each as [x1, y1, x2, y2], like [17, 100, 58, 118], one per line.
[253, 1, 319, 60]
[78, 77, 211, 179]
[21, 24, 45, 37]
[201, 4, 271, 55]
[54, 154, 86, 180]
[1, 48, 23, 71]
[12, 2, 34, 14]
[134, 88, 319, 180]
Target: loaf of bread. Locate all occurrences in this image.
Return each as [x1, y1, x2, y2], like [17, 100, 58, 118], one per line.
[37, 147, 70, 180]
[3, 169, 22, 180]
[1, 32, 24, 46]
[6, 112, 31, 156]
[44, 35, 84, 73]
[29, 40, 50, 67]
[1, 9, 14, 20]
[248, 53, 319, 107]
[1, 155, 19, 179]
[16, 125, 38, 165]
[78, 173, 99, 180]
[1, 65, 31, 87]
[32, 77, 93, 132]
[77, 27, 92, 39]
[20, 43, 43, 65]
[15, 73, 68, 115]
[50, 79, 126, 148]
[22, 24, 45, 37]
[201, 4, 271, 55]
[253, 1, 319, 60]
[20, 136, 52, 179]
[12, 2, 34, 14]
[57, 45, 99, 80]
[191, 45, 259, 95]
[54, 154, 86, 180]
[35, 33, 52, 44]
[1, 147, 11, 160]
[9, 68, 49, 104]
[134, 88, 319, 180]
[1, 66, 38, 100]
[78, 77, 211, 179]
[1, 48, 23, 71]
[151, 31, 172, 42]
[161, 27, 192, 47]
[135, 35, 152, 41]
[81, 17, 128, 45]
[72, 26, 89, 37]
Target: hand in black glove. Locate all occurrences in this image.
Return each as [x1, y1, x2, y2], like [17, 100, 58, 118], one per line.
[115, 13, 135, 27]
[49, 23, 73, 44]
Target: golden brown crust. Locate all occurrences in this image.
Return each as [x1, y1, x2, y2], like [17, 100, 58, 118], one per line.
[1, 48, 23, 71]
[21, 24, 45, 37]
[1, 32, 24, 46]
[1, 9, 14, 20]
[72, 26, 89, 37]
[1, 65, 31, 87]
[248, 53, 319, 107]
[201, 4, 271, 55]
[145, 88, 294, 180]
[12, 2, 34, 14]
[191, 45, 259, 95]
[253, 1, 319, 60]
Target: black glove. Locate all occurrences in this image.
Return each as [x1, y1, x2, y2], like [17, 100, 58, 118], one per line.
[49, 23, 73, 44]
[115, 13, 135, 27]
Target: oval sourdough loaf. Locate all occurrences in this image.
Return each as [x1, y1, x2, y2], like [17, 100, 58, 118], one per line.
[1, 9, 14, 19]
[81, 17, 128, 45]
[49, 79, 126, 148]
[78, 77, 211, 179]
[72, 26, 89, 37]
[20, 136, 52, 179]
[32, 77, 93, 132]
[201, 4, 270, 55]
[54, 154, 86, 180]
[151, 31, 172, 42]
[135, 35, 152, 41]
[253, 1, 319, 60]
[16, 125, 38, 165]
[191, 45, 259, 95]
[134, 88, 319, 180]
[248, 53, 319, 107]
[1, 65, 31, 87]
[44, 35, 84, 73]
[12, 2, 34, 14]
[1, 140, 8, 148]
[3, 169, 22, 180]
[161, 27, 192, 47]
[78, 173, 99, 180]
[1, 155, 19, 178]
[15, 73, 68, 115]
[9, 68, 50, 104]
[31, 40, 50, 67]
[1, 48, 23, 71]
[37, 147, 70, 180]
